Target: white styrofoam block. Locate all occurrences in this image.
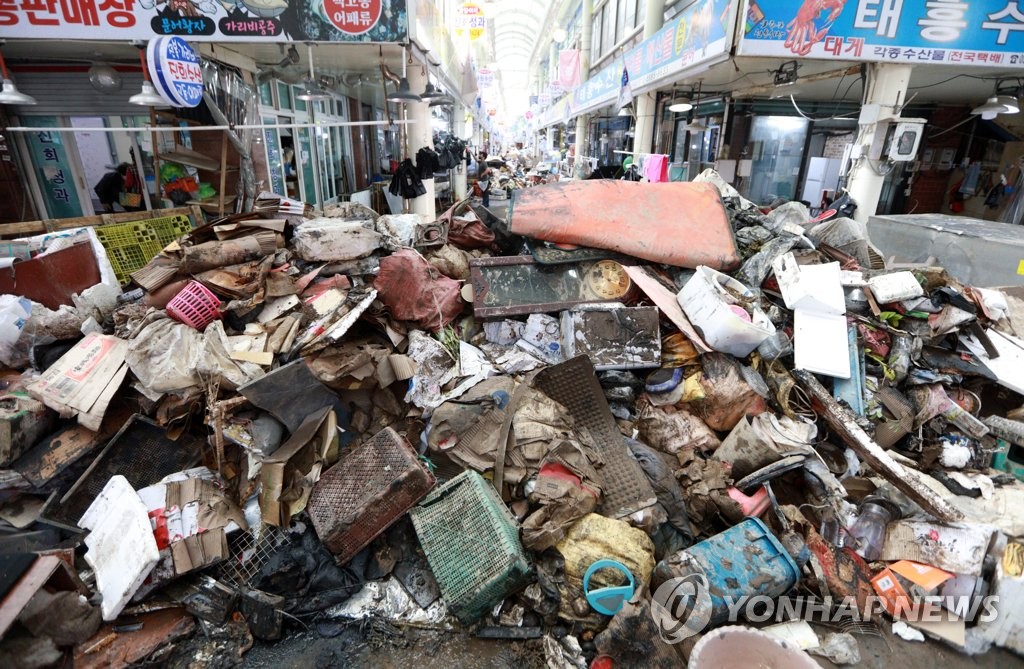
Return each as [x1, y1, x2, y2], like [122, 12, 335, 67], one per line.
[677, 266, 775, 358]
[79, 475, 160, 621]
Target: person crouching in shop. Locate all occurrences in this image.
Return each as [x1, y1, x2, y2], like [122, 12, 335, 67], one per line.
[94, 163, 130, 213]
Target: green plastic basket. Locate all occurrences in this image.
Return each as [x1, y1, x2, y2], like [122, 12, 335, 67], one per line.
[410, 470, 532, 624]
[93, 214, 195, 285]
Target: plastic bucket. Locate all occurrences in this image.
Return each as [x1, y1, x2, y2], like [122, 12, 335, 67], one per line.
[166, 280, 220, 330]
[688, 626, 818, 669]
[654, 517, 800, 626]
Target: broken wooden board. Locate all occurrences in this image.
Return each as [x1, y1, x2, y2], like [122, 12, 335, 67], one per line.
[794, 369, 964, 522]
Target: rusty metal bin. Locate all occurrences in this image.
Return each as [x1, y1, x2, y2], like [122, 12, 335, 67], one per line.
[308, 427, 435, 564]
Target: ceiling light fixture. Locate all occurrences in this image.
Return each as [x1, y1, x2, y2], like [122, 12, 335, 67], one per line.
[420, 81, 443, 101]
[668, 97, 692, 113]
[295, 44, 331, 101]
[553, 28, 568, 44]
[128, 41, 168, 107]
[89, 62, 122, 93]
[971, 96, 1011, 120]
[0, 43, 36, 105]
[381, 47, 422, 104]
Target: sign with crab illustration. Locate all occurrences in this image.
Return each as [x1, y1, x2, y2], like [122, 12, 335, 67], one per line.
[0, 0, 407, 42]
[739, 0, 1024, 67]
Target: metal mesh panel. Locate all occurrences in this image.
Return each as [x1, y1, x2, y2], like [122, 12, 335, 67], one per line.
[217, 524, 288, 589]
[533, 355, 657, 518]
[307, 427, 435, 564]
[42, 415, 201, 529]
[410, 470, 531, 624]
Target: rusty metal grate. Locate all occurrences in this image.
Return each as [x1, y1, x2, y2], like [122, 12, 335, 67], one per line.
[41, 414, 202, 530]
[307, 427, 435, 564]
[534, 355, 657, 518]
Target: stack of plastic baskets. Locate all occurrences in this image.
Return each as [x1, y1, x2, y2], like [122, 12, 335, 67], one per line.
[410, 470, 532, 623]
[166, 281, 221, 330]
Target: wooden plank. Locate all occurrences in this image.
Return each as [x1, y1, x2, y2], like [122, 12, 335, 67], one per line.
[794, 369, 963, 522]
[4, 206, 200, 238]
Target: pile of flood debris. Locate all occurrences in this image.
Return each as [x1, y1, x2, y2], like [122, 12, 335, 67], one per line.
[2, 173, 1024, 668]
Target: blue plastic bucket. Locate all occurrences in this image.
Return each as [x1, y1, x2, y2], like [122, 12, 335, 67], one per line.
[654, 517, 800, 625]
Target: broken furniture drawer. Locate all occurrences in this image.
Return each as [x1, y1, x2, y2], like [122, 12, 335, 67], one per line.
[410, 470, 532, 624]
[308, 427, 435, 564]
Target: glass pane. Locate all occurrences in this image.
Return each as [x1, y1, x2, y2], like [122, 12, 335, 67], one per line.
[615, 0, 626, 41]
[603, 3, 615, 53]
[293, 87, 307, 112]
[745, 116, 809, 206]
[277, 82, 292, 109]
[625, 0, 636, 28]
[258, 81, 273, 107]
[25, 117, 84, 218]
[262, 116, 285, 196]
[297, 127, 317, 204]
[592, 9, 602, 56]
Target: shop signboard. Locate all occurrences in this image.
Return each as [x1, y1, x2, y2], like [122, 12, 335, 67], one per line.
[454, 2, 485, 41]
[477, 68, 494, 89]
[148, 37, 203, 108]
[25, 117, 83, 219]
[0, 0, 408, 42]
[739, 0, 1024, 67]
[570, 0, 737, 116]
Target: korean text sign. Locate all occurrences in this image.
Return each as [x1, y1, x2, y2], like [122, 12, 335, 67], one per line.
[0, 0, 408, 42]
[739, 0, 1024, 67]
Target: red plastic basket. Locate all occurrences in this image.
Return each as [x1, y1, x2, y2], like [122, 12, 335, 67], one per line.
[166, 280, 221, 330]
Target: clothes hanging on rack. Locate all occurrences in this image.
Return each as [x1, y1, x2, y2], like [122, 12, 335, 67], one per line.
[415, 146, 441, 178]
[390, 159, 426, 198]
[643, 154, 669, 183]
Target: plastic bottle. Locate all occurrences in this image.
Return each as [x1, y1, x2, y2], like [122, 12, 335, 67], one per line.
[847, 497, 900, 561]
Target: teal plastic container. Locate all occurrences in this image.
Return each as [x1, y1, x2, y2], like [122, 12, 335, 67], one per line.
[653, 517, 800, 625]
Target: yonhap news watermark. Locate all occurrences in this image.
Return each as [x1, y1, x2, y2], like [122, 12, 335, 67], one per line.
[650, 573, 999, 644]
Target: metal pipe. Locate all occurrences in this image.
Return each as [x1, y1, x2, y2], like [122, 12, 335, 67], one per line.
[5, 120, 416, 133]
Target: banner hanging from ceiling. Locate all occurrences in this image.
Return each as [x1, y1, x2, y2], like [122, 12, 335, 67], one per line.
[0, 0, 408, 42]
[739, 0, 1024, 66]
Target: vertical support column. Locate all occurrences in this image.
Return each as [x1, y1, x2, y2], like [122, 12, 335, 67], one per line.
[632, 0, 667, 155]
[405, 64, 436, 220]
[846, 63, 912, 224]
[453, 104, 468, 201]
[574, 0, 594, 176]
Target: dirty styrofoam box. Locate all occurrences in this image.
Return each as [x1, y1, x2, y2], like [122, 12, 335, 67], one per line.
[79, 474, 160, 621]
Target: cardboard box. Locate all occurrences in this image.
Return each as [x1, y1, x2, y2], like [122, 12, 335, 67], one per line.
[26, 334, 128, 431]
[260, 406, 338, 526]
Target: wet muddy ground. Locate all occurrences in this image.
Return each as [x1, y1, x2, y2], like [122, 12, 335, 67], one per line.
[240, 619, 1024, 668]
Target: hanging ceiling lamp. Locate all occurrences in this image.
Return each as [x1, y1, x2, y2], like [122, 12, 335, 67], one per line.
[295, 44, 331, 101]
[89, 62, 122, 93]
[419, 81, 442, 101]
[382, 47, 422, 104]
[128, 42, 168, 107]
[0, 44, 36, 105]
[971, 96, 1011, 120]
[995, 94, 1020, 115]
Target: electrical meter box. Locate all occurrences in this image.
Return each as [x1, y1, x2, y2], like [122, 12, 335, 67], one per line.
[887, 121, 925, 162]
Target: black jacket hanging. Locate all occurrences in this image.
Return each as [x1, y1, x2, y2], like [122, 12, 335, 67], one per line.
[415, 147, 441, 179]
[390, 159, 426, 198]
